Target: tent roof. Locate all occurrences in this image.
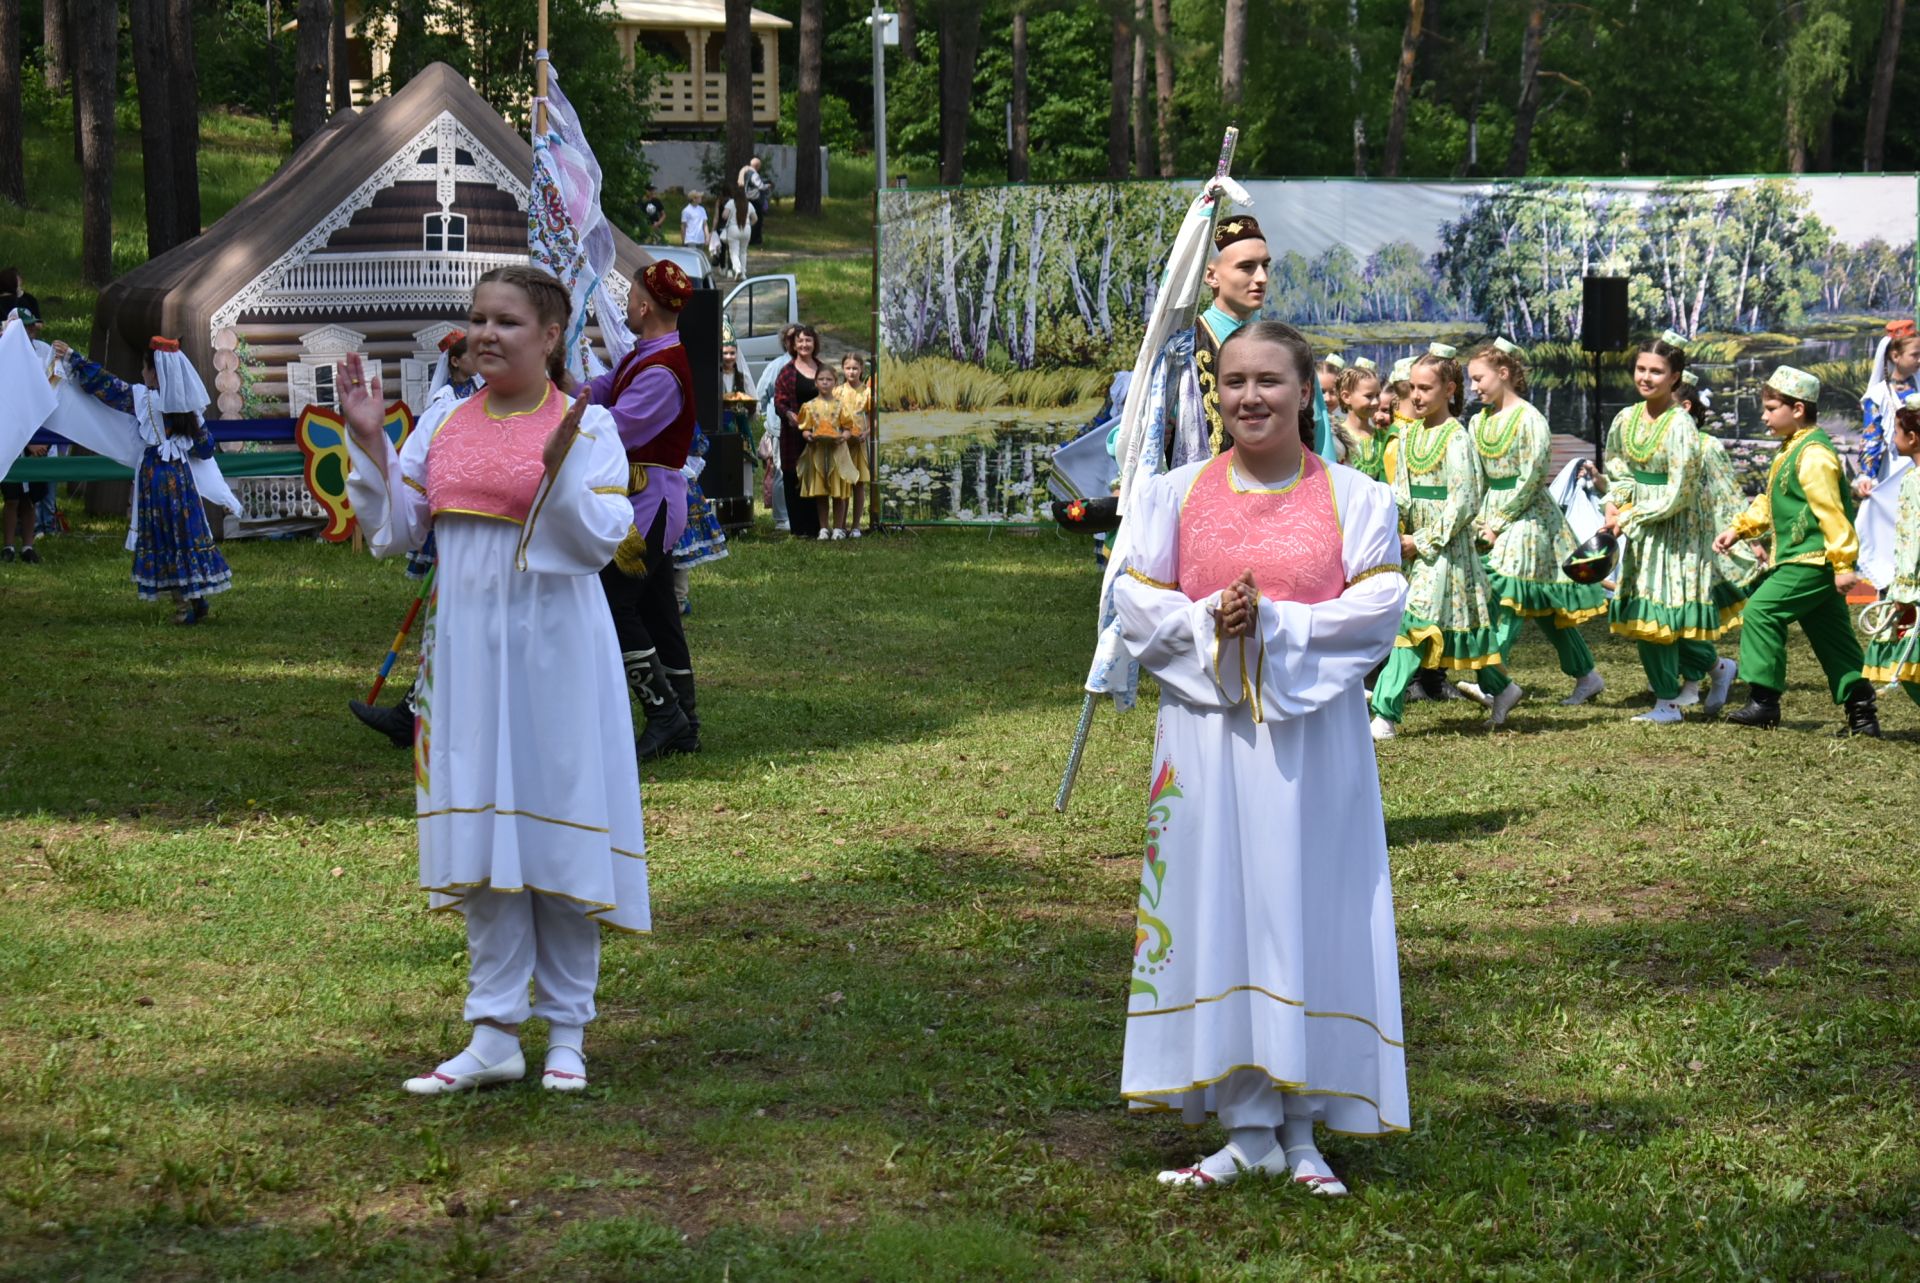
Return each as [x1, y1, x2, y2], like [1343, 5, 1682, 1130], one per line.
[609, 1, 792, 30]
[90, 61, 652, 383]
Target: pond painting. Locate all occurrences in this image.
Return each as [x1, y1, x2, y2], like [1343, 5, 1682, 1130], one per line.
[876, 175, 1919, 523]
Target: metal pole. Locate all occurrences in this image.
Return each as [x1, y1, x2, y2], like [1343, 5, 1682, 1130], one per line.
[872, 1, 888, 191]
[1592, 350, 1603, 470]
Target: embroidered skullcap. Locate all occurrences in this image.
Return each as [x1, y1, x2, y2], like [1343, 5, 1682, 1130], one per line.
[1658, 328, 1688, 348]
[1323, 354, 1346, 371]
[147, 336, 210, 415]
[1492, 337, 1524, 358]
[1889, 319, 1917, 340]
[1766, 365, 1820, 403]
[1351, 357, 1377, 373]
[1389, 357, 1414, 384]
[642, 260, 693, 312]
[438, 329, 466, 353]
[10, 307, 40, 327]
[1427, 341, 1457, 360]
[1213, 215, 1267, 252]
[1680, 370, 1699, 387]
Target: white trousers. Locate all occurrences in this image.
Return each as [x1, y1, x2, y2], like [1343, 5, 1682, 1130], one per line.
[1214, 1068, 1319, 1131]
[461, 888, 601, 1027]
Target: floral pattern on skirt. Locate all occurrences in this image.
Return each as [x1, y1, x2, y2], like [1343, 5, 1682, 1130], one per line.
[133, 450, 232, 601]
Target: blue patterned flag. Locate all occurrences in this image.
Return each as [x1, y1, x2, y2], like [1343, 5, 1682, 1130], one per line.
[529, 61, 635, 380]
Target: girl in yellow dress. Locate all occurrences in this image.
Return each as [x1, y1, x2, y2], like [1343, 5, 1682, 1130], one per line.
[798, 365, 859, 540]
[838, 353, 875, 537]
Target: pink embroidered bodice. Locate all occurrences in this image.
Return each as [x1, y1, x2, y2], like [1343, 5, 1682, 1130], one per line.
[425, 387, 562, 525]
[1176, 449, 1346, 604]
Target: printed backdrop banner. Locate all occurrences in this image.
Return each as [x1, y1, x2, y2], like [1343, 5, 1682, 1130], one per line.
[875, 175, 1920, 525]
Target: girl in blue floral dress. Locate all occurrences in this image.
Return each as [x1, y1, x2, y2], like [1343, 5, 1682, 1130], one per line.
[671, 423, 730, 613]
[63, 338, 232, 622]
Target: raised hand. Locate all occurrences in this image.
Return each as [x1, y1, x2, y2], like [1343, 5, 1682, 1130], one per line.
[339, 353, 387, 452]
[543, 393, 590, 476]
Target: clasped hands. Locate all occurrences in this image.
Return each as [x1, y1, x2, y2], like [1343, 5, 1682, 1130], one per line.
[1213, 569, 1260, 639]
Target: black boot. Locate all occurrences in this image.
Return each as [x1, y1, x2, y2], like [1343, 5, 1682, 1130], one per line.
[1723, 684, 1782, 728]
[625, 649, 699, 761]
[1835, 681, 1882, 738]
[350, 696, 416, 749]
[664, 666, 702, 746]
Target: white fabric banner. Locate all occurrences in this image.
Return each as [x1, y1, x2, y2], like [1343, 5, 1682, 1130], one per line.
[0, 321, 60, 479]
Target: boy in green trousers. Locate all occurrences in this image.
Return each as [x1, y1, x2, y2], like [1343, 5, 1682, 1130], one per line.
[1713, 366, 1879, 736]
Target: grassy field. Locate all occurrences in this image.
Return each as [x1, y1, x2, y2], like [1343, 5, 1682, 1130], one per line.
[3, 519, 1919, 1281]
[0, 107, 290, 349]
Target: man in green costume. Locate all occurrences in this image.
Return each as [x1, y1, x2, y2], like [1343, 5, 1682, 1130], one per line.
[1714, 366, 1879, 736]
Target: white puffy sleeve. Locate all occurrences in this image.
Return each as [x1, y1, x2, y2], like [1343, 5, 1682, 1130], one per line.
[345, 402, 443, 559]
[1113, 465, 1246, 710]
[514, 404, 634, 575]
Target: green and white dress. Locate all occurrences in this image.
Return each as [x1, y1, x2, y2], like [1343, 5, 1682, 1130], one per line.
[1473, 399, 1608, 627]
[1391, 417, 1502, 668]
[1697, 430, 1764, 600]
[1604, 402, 1743, 643]
[1863, 464, 1920, 696]
[1341, 421, 1394, 483]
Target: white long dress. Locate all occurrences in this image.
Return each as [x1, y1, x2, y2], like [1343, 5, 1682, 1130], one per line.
[1114, 451, 1411, 1136]
[346, 397, 652, 933]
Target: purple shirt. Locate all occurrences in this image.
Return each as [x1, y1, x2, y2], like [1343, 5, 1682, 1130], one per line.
[588, 331, 689, 550]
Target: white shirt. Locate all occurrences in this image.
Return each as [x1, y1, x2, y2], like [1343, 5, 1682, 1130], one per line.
[681, 203, 709, 246]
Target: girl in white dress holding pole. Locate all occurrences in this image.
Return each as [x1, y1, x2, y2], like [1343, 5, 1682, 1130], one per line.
[340, 265, 649, 1097]
[1113, 321, 1411, 1195]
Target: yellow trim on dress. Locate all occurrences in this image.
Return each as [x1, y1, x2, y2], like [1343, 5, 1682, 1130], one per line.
[483, 383, 554, 420]
[1120, 1063, 1411, 1135]
[1126, 566, 1178, 591]
[415, 801, 645, 856]
[402, 475, 427, 494]
[1395, 622, 1503, 670]
[514, 403, 583, 571]
[1346, 563, 1405, 588]
[424, 879, 651, 936]
[1500, 594, 1610, 628]
[433, 507, 525, 527]
[1608, 600, 1744, 643]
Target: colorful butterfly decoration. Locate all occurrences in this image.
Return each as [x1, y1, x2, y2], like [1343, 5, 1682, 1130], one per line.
[295, 402, 414, 542]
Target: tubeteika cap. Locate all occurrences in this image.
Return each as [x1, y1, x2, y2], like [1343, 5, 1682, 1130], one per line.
[1765, 365, 1821, 403]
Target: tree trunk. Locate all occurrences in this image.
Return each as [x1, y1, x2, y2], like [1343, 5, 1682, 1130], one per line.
[794, 0, 823, 214]
[72, 0, 115, 286]
[1131, 0, 1152, 176]
[1382, 0, 1425, 176]
[1108, 5, 1131, 178]
[292, 0, 332, 147]
[1152, 0, 1174, 175]
[898, 0, 917, 63]
[1505, 3, 1545, 176]
[43, 0, 70, 93]
[165, 0, 201, 239]
[331, 0, 353, 114]
[129, 0, 178, 252]
[724, 0, 756, 185]
[1010, 9, 1030, 181]
[936, 1, 984, 185]
[1865, 0, 1906, 169]
[1221, 0, 1247, 108]
[0, 0, 23, 206]
[1349, 0, 1367, 175]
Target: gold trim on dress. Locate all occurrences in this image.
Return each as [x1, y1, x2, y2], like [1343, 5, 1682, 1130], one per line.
[403, 475, 427, 494]
[432, 507, 526, 527]
[514, 403, 584, 570]
[592, 485, 628, 496]
[483, 383, 554, 421]
[416, 801, 613, 835]
[1227, 458, 1308, 496]
[1129, 982, 1304, 1017]
[1120, 1064, 1411, 1135]
[1347, 563, 1405, 588]
[424, 879, 651, 936]
[1127, 566, 1178, 591]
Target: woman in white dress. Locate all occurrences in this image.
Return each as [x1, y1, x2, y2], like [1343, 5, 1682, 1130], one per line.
[340, 265, 649, 1097]
[1112, 320, 1411, 1195]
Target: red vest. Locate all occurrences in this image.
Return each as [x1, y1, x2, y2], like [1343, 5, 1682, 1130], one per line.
[608, 338, 697, 469]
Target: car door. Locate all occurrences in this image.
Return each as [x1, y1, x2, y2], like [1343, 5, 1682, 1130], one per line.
[724, 274, 799, 364]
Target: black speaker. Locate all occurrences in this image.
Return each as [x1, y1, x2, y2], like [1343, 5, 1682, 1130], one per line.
[1582, 276, 1630, 353]
[705, 428, 745, 500]
[679, 288, 723, 439]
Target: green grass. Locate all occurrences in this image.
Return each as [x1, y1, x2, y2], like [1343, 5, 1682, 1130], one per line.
[760, 185, 876, 347]
[0, 105, 290, 348]
[3, 518, 1920, 1280]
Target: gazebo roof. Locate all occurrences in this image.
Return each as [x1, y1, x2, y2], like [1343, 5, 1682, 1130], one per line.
[90, 61, 652, 381]
[608, 0, 792, 30]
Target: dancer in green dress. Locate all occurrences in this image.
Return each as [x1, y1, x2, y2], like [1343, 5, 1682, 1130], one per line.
[1684, 373, 1767, 619]
[1602, 331, 1742, 725]
[1715, 366, 1878, 736]
[1461, 338, 1609, 709]
[1860, 392, 1920, 707]
[1369, 344, 1512, 739]
[1333, 360, 1392, 481]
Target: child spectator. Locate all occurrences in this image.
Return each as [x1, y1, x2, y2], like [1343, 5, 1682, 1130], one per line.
[797, 365, 858, 540]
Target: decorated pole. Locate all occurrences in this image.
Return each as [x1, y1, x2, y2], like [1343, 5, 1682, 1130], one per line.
[535, 0, 550, 136]
[1054, 125, 1240, 815]
[368, 565, 435, 704]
